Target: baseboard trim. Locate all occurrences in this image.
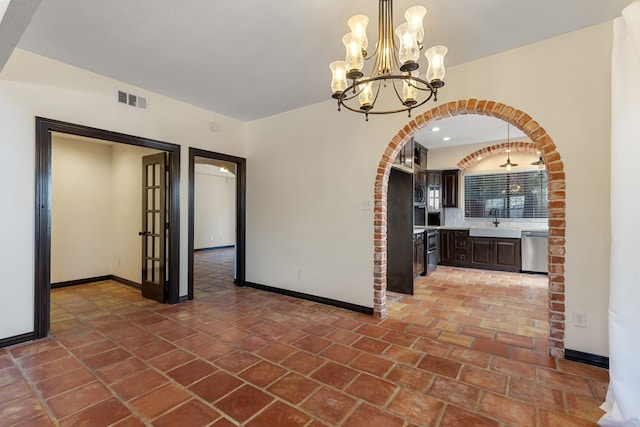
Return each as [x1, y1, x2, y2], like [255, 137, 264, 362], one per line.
[243, 282, 374, 315]
[111, 275, 141, 289]
[51, 275, 141, 290]
[51, 275, 112, 289]
[194, 245, 235, 252]
[0, 332, 37, 348]
[565, 349, 609, 369]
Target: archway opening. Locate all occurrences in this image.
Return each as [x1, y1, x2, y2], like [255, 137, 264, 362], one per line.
[373, 99, 566, 358]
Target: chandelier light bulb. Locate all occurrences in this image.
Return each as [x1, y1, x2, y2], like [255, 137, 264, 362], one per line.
[395, 23, 420, 70]
[402, 74, 418, 106]
[404, 6, 427, 45]
[342, 33, 364, 78]
[347, 15, 369, 52]
[358, 81, 374, 110]
[329, 61, 348, 97]
[425, 45, 448, 83]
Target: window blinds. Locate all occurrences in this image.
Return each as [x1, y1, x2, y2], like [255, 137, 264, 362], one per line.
[464, 170, 548, 219]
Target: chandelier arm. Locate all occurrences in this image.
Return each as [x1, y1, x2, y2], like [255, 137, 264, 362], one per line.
[338, 74, 437, 115]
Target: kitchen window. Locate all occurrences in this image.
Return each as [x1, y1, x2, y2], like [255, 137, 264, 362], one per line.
[464, 170, 548, 219]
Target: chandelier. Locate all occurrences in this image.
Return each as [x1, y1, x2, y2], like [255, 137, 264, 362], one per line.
[329, 1, 448, 121]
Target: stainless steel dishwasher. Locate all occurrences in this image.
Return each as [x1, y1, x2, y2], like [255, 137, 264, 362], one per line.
[521, 231, 548, 273]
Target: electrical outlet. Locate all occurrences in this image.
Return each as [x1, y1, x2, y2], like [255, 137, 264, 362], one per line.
[573, 311, 587, 328]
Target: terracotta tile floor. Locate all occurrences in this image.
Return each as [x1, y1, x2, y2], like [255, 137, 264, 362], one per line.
[0, 249, 608, 426]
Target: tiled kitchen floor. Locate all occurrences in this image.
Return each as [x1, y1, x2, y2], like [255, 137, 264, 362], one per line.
[0, 249, 608, 426]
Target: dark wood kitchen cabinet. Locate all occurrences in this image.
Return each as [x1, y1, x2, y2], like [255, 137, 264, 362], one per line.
[439, 229, 469, 266]
[469, 237, 521, 272]
[394, 137, 414, 172]
[387, 167, 414, 295]
[442, 169, 459, 208]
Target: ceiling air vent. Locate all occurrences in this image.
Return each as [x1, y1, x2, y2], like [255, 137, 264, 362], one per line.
[117, 90, 148, 111]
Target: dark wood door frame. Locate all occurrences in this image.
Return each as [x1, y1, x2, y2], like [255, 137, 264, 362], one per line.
[35, 117, 181, 338]
[188, 148, 246, 299]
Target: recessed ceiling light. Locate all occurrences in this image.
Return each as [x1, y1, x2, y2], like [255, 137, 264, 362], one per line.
[477, 156, 483, 161]
[431, 127, 440, 132]
[442, 137, 451, 141]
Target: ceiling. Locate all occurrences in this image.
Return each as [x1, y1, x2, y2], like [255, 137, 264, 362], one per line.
[4, 0, 631, 125]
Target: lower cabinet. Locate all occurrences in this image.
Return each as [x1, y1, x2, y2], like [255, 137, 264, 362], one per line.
[469, 237, 521, 272]
[439, 229, 521, 272]
[439, 229, 469, 266]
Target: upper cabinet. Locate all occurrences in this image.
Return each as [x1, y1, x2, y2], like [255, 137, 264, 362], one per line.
[413, 142, 428, 204]
[442, 169, 459, 208]
[427, 172, 441, 212]
[393, 138, 414, 172]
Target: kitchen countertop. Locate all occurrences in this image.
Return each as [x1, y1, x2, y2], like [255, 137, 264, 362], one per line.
[430, 225, 549, 233]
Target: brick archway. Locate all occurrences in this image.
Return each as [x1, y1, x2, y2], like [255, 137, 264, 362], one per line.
[457, 141, 539, 170]
[373, 99, 566, 358]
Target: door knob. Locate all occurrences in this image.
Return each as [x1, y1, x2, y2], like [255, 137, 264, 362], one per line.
[138, 231, 148, 236]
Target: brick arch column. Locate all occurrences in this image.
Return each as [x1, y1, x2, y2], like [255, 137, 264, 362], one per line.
[457, 142, 539, 170]
[373, 99, 566, 358]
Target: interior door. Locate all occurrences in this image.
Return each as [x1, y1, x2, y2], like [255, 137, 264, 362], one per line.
[141, 153, 168, 302]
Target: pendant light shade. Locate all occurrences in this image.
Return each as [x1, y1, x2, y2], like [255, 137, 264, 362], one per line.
[531, 155, 545, 169]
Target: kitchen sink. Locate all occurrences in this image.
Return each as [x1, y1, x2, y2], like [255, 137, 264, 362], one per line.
[469, 227, 522, 238]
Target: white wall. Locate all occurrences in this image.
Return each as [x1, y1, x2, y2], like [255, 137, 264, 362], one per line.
[0, 48, 245, 339]
[246, 22, 613, 356]
[51, 135, 113, 282]
[194, 164, 236, 249]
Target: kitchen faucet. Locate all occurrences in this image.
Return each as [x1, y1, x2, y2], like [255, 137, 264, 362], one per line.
[489, 208, 500, 227]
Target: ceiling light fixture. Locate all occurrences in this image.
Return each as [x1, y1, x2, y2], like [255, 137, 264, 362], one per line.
[442, 137, 450, 141]
[499, 123, 518, 171]
[329, 1, 448, 121]
[431, 127, 440, 132]
[531, 155, 545, 169]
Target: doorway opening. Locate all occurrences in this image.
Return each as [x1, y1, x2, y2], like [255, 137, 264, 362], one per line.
[373, 99, 566, 358]
[187, 148, 246, 299]
[34, 117, 181, 339]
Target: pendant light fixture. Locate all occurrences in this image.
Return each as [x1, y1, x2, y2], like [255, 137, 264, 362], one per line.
[499, 123, 518, 171]
[531, 153, 545, 169]
[329, 1, 448, 121]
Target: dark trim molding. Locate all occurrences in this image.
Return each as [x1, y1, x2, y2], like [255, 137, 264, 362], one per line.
[194, 245, 235, 252]
[565, 349, 609, 369]
[244, 282, 374, 315]
[51, 275, 112, 289]
[111, 276, 141, 289]
[35, 117, 181, 339]
[0, 332, 37, 349]
[188, 148, 247, 300]
[51, 275, 141, 290]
